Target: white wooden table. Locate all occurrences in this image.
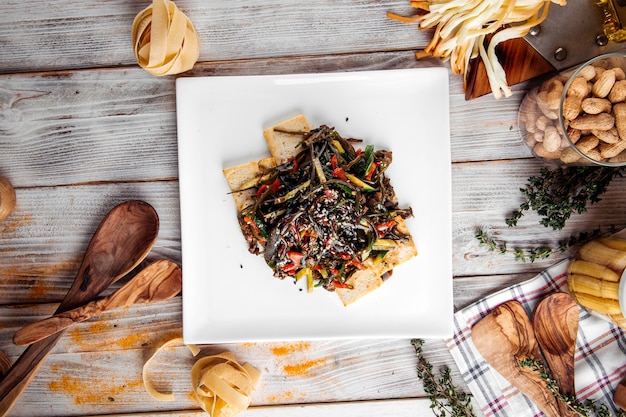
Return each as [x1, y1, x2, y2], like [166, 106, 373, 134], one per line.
[2, 1, 626, 416]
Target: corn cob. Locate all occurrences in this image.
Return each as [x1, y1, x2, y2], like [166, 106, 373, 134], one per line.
[609, 313, 626, 330]
[567, 273, 620, 300]
[567, 259, 621, 282]
[598, 237, 626, 252]
[578, 240, 626, 272]
[570, 291, 622, 315]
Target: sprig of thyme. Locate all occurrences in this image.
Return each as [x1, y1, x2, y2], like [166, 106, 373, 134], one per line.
[507, 166, 623, 231]
[411, 339, 475, 417]
[519, 357, 626, 417]
[475, 165, 625, 261]
[475, 226, 606, 262]
[411, 341, 625, 416]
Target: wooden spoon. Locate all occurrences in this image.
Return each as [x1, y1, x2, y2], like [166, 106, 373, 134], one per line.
[0, 200, 159, 417]
[614, 376, 626, 410]
[533, 292, 579, 417]
[0, 176, 16, 222]
[13, 259, 181, 346]
[472, 300, 561, 417]
[0, 352, 11, 378]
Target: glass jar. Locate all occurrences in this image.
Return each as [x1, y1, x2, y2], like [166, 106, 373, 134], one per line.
[519, 53, 626, 167]
[567, 236, 626, 330]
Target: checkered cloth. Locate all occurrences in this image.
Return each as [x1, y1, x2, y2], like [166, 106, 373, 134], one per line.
[446, 259, 626, 417]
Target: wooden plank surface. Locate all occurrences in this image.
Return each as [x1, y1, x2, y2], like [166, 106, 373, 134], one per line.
[1, 52, 531, 191]
[0, 165, 624, 416]
[0, 295, 484, 416]
[0, 0, 426, 74]
[2, 0, 626, 416]
[86, 398, 482, 417]
[3, 164, 626, 306]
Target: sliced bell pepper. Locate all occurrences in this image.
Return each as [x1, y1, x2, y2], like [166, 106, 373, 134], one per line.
[332, 167, 347, 181]
[287, 250, 304, 266]
[375, 220, 397, 237]
[365, 161, 381, 180]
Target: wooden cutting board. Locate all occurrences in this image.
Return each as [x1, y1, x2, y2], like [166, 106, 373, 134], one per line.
[465, 36, 556, 100]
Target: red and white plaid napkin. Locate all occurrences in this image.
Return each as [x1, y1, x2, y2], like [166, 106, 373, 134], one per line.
[445, 259, 626, 417]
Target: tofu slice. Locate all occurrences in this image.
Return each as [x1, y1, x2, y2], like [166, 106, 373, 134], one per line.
[335, 217, 417, 306]
[223, 157, 277, 211]
[263, 114, 311, 164]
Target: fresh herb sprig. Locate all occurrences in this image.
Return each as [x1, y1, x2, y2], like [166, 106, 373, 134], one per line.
[411, 339, 476, 417]
[475, 165, 624, 261]
[507, 166, 623, 230]
[475, 227, 606, 262]
[411, 341, 626, 417]
[519, 357, 626, 417]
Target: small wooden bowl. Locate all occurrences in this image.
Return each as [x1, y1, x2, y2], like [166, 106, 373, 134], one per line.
[0, 176, 16, 222]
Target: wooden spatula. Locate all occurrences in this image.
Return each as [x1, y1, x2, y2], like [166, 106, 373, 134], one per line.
[614, 376, 626, 410]
[13, 260, 181, 346]
[472, 300, 561, 417]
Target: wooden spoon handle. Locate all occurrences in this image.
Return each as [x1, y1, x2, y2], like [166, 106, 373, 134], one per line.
[0, 201, 159, 416]
[533, 292, 579, 417]
[14, 260, 182, 346]
[0, 331, 64, 416]
[613, 372, 626, 411]
[13, 279, 156, 345]
[472, 300, 561, 417]
[13, 312, 91, 346]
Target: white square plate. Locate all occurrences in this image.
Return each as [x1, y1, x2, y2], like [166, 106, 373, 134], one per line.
[177, 68, 453, 344]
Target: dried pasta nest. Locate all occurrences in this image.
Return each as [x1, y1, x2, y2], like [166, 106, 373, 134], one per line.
[132, 0, 200, 76]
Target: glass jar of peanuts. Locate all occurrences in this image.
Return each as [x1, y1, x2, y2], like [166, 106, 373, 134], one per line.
[519, 53, 626, 166]
[568, 236, 626, 330]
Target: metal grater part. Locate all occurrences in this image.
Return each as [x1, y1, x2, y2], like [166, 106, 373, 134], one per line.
[523, 2, 626, 71]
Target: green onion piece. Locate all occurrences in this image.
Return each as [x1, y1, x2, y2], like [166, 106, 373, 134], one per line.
[373, 251, 388, 264]
[313, 157, 327, 183]
[331, 139, 345, 154]
[254, 216, 268, 239]
[362, 145, 375, 177]
[305, 268, 314, 292]
[345, 173, 374, 192]
[273, 180, 311, 204]
[296, 267, 310, 281]
[372, 239, 398, 250]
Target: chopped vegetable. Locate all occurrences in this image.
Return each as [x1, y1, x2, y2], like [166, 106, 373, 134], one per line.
[237, 125, 412, 292]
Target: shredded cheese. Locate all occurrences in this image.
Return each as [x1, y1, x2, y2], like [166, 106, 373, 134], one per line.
[388, 0, 567, 99]
[132, 0, 200, 76]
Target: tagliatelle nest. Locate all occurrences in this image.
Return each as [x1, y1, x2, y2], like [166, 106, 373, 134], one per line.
[143, 338, 261, 417]
[132, 0, 200, 76]
[388, 0, 567, 99]
[191, 352, 261, 417]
